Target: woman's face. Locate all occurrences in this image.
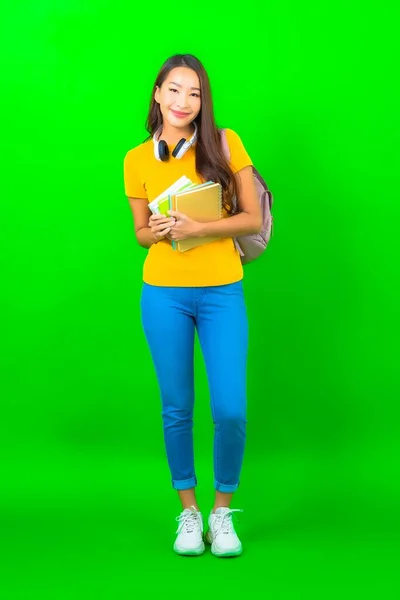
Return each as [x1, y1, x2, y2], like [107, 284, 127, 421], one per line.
[155, 67, 201, 129]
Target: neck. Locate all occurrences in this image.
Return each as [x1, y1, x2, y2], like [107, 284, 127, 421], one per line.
[159, 122, 195, 146]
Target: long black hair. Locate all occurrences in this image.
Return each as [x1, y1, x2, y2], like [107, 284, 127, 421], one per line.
[145, 54, 239, 215]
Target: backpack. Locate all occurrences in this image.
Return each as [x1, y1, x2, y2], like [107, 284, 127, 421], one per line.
[220, 129, 274, 265]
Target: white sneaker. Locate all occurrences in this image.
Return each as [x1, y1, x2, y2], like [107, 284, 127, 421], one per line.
[205, 507, 243, 557]
[173, 506, 205, 556]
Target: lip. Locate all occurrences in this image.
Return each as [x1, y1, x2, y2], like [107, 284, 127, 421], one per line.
[171, 110, 190, 118]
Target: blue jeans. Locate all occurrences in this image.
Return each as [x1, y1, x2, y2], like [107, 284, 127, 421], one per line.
[140, 280, 248, 493]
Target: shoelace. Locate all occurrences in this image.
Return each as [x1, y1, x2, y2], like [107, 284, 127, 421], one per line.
[212, 509, 243, 536]
[175, 508, 202, 535]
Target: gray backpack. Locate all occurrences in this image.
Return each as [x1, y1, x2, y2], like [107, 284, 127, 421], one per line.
[220, 129, 274, 265]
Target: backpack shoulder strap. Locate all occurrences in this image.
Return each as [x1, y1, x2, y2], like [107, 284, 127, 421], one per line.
[219, 128, 231, 161]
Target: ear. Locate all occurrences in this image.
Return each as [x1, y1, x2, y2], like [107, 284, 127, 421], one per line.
[154, 86, 160, 104]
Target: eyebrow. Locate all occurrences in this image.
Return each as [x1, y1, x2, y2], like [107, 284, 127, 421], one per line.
[168, 81, 201, 92]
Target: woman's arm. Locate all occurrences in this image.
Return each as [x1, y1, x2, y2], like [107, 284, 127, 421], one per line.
[168, 166, 262, 241]
[128, 197, 174, 248]
[199, 166, 262, 237]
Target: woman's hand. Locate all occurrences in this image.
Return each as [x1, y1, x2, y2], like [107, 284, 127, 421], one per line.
[148, 213, 176, 241]
[167, 210, 202, 242]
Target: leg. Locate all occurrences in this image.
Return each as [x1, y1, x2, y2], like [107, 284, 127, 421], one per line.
[177, 488, 200, 511]
[196, 281, 249, 498]
[213, 491, 233, 512]
[140, 284, 198, 499]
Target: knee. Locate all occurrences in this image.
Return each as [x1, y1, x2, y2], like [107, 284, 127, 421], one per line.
[162, 406, 194, 426]
[215, 411, 247, 428]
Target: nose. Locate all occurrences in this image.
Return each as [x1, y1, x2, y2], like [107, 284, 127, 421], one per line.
[176, 92, 190, 109]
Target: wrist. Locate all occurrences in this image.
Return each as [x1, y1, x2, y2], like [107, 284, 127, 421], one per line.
[149, 228, 158, 245]
[194, 221, 206, 238]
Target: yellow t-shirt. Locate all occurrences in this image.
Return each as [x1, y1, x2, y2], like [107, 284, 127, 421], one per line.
[123, 128, 253, 287]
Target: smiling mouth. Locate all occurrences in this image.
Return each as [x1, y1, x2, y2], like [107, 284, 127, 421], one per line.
[171, 110, 190, 116]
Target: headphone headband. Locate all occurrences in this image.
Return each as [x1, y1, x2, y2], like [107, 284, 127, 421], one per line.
[153, 122, 198, 161]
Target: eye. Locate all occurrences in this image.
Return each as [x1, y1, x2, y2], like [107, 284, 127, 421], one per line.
[169, 88, 178, 93]
[191, 93, 200, 98]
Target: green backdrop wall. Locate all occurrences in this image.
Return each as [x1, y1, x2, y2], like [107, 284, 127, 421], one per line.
[1, 1, 398, 598]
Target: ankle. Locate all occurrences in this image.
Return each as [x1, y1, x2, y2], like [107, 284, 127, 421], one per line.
[212, 505, 230, 513]
[182, 504, 200, 512]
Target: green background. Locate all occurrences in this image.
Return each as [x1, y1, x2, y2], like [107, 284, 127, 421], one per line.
[1, 0, 399, 598]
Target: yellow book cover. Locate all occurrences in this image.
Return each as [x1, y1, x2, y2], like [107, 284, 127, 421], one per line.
[171, 183, 223, 252]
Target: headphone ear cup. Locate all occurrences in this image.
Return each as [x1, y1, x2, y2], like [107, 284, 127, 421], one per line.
[158, 140, 169, 161]
[171, 138, 187, 158]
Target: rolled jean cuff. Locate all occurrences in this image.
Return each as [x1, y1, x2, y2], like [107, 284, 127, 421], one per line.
[215, 480, 240, 493]
[172, 476, 197, 490]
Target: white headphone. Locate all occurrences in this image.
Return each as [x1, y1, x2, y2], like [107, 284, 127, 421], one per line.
[153, 122, 198, 162]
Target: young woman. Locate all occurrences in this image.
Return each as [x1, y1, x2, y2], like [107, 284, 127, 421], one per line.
[123, 54, 261, 557]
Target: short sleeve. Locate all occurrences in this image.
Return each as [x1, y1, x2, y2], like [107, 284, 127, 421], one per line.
[123, 150, 147, 198]
[224, 129, 253, 173]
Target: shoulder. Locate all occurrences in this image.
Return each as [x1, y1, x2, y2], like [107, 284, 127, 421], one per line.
[220, 128, 252, 172]
[221, 128, 243, 144]
[221, 128, 249, 153]
[222, 128, 241, 139]
[124, 137, 153, 165]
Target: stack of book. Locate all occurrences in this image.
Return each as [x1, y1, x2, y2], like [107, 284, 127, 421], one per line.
[148, 176, 223, 252]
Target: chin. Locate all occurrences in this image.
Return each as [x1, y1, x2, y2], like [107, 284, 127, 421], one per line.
[169, 120, 190, 130]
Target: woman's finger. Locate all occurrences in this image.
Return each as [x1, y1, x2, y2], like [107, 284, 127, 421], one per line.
[150, 214, 175, 223]
[155, 226, 171, 239]
[149, 217, 175, 228]
[156, 222, 172, 232]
